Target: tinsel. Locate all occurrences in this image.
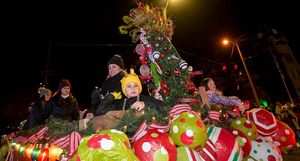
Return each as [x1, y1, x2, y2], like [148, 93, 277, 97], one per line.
[119, 2, 173, 43]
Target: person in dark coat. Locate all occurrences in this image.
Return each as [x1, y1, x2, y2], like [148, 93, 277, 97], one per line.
[47, 79, 80, 121]
[86, 54, 127, 117]
[22, 87, 52, 130]
[28, 88, 53, 128]
[96, 69, 164, 115]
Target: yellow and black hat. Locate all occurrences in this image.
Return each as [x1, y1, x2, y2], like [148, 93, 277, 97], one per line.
[121, 69, 142, 96]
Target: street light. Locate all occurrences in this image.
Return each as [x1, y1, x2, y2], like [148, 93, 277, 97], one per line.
[222, 38, 260, 106]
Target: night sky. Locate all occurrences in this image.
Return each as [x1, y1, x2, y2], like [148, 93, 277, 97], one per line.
[1, 0, 299, 134]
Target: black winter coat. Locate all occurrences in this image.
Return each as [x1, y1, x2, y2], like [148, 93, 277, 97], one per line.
[89, 71, 126, 114]
[28, 98, 51, 128]
[96, 95, 165, 116]
[47, 94, 80, 121]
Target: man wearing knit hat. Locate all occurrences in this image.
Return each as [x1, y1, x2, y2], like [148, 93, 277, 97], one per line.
[96, 69, 165, 115]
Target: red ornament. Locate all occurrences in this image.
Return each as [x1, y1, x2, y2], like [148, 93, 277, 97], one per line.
[160, 53, 166, 58]
[139, 56, 147, 65]
[132, 129, 177, 161]
[165, 71, 171, 76]
[135, 44, 145, 55]
[160, 80, 169, 96]
[271, 120, 297, 150]
[186, 81, 196, 94]
[173, 69, 180, 76]
[164, 46, 169, 51]
[246, 108, 278, 136]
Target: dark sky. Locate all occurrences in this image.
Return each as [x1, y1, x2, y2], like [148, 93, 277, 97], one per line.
[1, 0, 299, 133]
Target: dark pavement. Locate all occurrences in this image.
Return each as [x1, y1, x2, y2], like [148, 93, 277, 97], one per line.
[282, 147, 300, 160]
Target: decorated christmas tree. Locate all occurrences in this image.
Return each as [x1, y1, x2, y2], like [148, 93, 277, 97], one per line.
[114, 0, 206, 135]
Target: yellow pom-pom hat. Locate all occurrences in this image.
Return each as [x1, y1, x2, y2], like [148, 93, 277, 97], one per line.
[121, 69, 142, 97]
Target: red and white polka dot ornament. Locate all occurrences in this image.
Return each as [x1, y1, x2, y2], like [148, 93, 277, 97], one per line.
[132, 128, 177, 161]
[246, 108, 278, 137]
[271, 120, 297, 150]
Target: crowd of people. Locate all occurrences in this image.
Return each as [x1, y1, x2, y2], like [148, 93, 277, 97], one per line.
[22, 54, 249, 130]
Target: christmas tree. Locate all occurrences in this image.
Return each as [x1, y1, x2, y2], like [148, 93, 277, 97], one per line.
[114, 1, 207, 135]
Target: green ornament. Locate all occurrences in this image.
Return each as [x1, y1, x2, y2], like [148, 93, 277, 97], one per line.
[169, 112, 207, 151]
[69, 129, 139, 161]
[231, 117, 258, 140]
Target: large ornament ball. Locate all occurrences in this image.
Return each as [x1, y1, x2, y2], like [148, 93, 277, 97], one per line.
[247, 136, 283, 161]
[231, 117, 258, 140]
[246, 108, 278, 137]
[271, 120, 297, 150]
[169, 112, 207, 151]
[132, 129, 177, 161]
[70, 129, 138, 161]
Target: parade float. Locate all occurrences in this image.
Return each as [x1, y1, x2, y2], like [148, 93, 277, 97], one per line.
[1, 1, 296, 160]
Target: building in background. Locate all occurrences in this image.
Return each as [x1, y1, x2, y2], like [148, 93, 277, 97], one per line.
[264, 28, 300, 101]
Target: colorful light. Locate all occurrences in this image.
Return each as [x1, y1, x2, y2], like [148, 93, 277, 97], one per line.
[18, 145, 25, 155]
[49, 144, 63, 161]
[24, 145, 34, 160]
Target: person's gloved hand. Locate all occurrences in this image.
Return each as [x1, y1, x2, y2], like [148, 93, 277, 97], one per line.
[111, 92, 122, 100]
